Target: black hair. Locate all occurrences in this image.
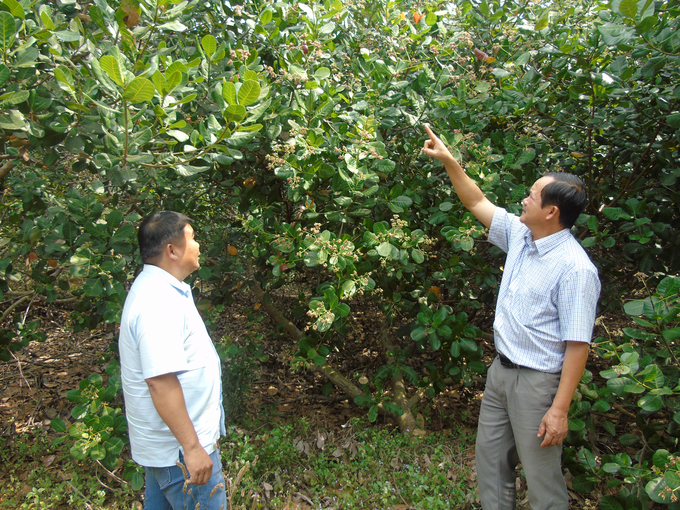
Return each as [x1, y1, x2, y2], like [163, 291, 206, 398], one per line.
[540, 173, 587, 229]
[138, 211, 191, 262]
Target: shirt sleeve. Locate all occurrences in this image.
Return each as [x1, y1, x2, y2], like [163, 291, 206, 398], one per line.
[134, 304, 188, 379]
[488, 207, 510, 253]
[557, 268, 601, 343]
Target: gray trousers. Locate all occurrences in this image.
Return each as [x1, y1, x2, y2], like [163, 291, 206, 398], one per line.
[475, 357, 568, 510]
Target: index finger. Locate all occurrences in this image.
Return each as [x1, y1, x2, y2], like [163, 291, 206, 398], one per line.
[423, 124, 436, 140]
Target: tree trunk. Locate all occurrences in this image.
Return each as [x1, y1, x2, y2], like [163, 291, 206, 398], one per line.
[246, 264, 423, 431]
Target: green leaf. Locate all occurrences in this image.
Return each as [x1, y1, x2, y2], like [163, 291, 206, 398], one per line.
[87, 373, 103, 389]
[646, 477, 671, 504]
[165, 71, 181, 94]
[368, 404, 378, 422]
[224, 104, 246, 123]
[39, 5, 55, 29]
[319, 21, 336, 34]
[534, 17, 549, 30]
[619, 434, 640, 446]
[638, 393, 664, 412]
[571, 474, 598, 493]
[382, 401, 404, 416]
[129, 471, 144, 491]
[617, 0, 638, 18]
[54, 30, 80, 42]
[653, 449, 671, 469]
[158, 20, 186, 32]
[600, 496, 624, 510]
[71, 404, 88, 420]
[90, 444, 107, 461]
[335, 303, 350, 318]
[100, 55, 125, 87]
[666, 113, 680, 129]
[641, 56, 666, 77]
[0, 90, 28, 106]
[51, 417, 67, 433]
[354, 394, 373, 406]
[577, 447, 597, 471]
[152, 71, 167, 94]
[238, 80, 261, 107]
[54, 66, 75, 92]
[376, 242, 393, 257]
[602, 207, 632, 220]
[70, 440, 89, 460]
[411, 326, 428, 342]
[568, 418, 585, 431]
[314, 67, 331, 80]
[201, 34, 217, 57]
[123, 77, 155, 103]
[3, 0, 24, 20]
[432, 306, 449, 327]
[658, 276, 680, 298]
[460, 338, 477, 352]
[82, 278, 104, 297]
[260, 9, 272, 24]
[0, 12, 16, 52]
[391, 195, 413, 208]
[0, 109, 25, 130]
[0, 63, 8, 85]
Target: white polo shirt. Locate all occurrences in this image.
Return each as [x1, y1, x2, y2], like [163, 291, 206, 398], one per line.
[119, 264, 224, 467]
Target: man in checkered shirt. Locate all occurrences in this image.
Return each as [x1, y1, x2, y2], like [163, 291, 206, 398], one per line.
[423, 125, 600, 510]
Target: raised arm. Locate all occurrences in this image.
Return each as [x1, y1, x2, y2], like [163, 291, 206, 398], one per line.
[422, 125, 496, 228]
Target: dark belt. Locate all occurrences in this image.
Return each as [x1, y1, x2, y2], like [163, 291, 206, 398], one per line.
[498, 353, 525, 369]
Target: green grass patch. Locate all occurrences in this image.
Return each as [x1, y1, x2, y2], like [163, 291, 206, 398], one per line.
[1, 418, 477, 509]
[0, 431, 137, 510]
[221, 417, 478, 509]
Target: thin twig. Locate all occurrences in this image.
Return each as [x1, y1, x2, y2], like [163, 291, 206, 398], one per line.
[95, 475, 128, 494]
[96, 460, 129, 485]
[68, 480, 97, 508]
[1, 295, 30, 322]
[9, 350, 31, 389]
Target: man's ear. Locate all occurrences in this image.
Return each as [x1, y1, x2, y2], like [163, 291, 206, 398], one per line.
[164, 242, 180, 261]
[545, 205, 560, 222]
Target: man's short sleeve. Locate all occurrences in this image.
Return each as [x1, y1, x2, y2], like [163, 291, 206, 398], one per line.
[557, 269, 601, 343]
[135, 306, 188, 379]
[488, 207, 512, 253]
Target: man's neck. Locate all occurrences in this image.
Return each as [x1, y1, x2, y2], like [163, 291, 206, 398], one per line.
[146, 261, 188, 283]
[530, 224, 565, 241]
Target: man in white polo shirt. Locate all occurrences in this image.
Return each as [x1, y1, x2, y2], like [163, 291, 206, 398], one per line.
[422, 126, 600, 509]
[119, 211, 227, 510]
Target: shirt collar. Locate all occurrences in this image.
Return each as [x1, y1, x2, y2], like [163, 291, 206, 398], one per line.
[523, 228, 572, 256]
[142, 264, 192, 297]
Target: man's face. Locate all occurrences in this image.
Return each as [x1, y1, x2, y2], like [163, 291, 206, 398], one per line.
[520, 176, 555, 227]
[176, 224, 200, 275]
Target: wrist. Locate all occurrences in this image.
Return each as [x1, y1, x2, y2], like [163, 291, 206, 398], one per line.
[550, 403, 570, 415]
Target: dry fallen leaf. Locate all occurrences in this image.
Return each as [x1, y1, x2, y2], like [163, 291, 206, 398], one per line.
[40, 455, 56, 467]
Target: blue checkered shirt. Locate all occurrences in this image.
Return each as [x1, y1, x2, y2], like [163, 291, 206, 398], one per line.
[488, 208, 600, 373]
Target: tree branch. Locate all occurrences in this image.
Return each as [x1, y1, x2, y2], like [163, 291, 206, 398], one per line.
[0, 160, 14, 181]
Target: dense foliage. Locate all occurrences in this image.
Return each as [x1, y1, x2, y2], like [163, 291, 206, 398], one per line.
[0, 0, 678, 506]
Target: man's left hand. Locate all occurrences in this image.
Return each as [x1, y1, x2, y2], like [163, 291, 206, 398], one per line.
[537, 406, 569, 448]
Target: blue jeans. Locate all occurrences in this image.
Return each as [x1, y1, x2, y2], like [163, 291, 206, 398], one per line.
[144, 448, 227, 510]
